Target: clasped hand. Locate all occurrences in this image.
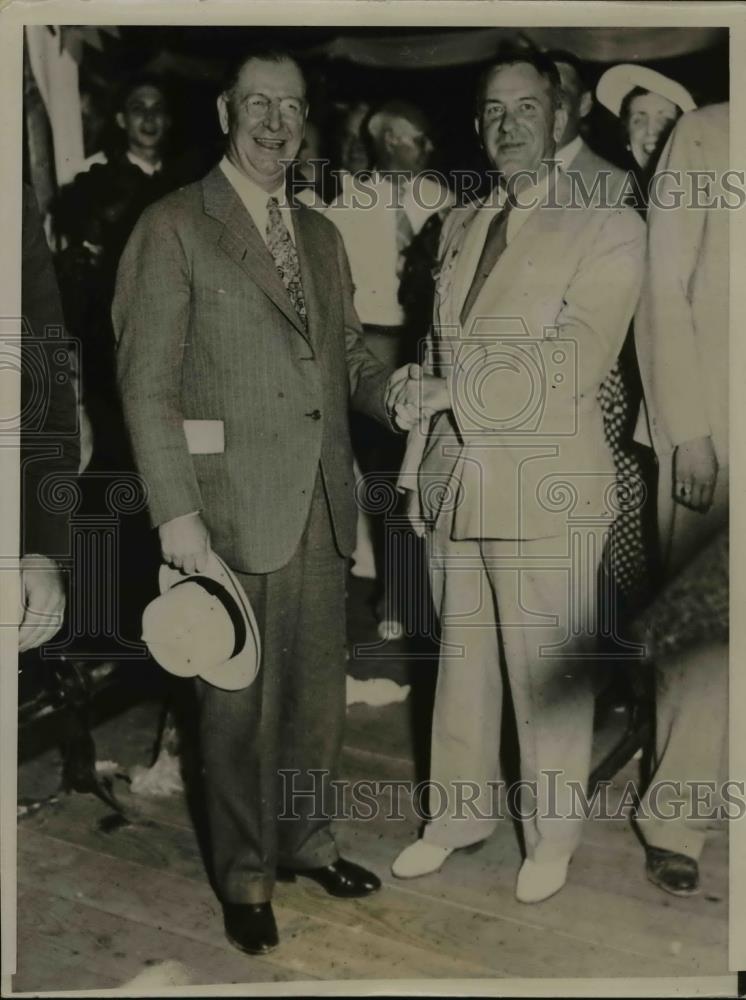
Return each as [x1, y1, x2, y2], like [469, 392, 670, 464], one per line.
[385, 364, 450, 431]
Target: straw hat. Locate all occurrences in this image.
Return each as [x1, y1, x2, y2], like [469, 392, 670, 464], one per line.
[142, 552, 260, 691]
[596, 64, 696, 118]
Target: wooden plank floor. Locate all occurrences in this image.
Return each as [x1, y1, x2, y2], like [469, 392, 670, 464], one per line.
[14, 724, 728, 991]
[12, 578, 729, 991]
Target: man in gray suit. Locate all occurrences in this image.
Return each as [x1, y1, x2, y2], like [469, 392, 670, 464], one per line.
[114, 49, 432, 955]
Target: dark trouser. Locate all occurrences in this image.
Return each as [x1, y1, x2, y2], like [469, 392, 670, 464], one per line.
[353, 324, 406, 618]
[195, 472, 347, 903]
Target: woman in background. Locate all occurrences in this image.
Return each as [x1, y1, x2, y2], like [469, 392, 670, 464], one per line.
[595, 65, 696, 615]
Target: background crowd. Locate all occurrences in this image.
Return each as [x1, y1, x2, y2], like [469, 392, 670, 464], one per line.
[17, 24, 730, 944]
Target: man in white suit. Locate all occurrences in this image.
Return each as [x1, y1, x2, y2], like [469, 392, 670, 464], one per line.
[633, 103, 729, 896]
[391, 51, 646, 903]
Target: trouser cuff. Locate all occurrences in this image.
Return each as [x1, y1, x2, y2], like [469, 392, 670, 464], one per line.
[222, 874, 275, 904]
[637, 819, 706, 861]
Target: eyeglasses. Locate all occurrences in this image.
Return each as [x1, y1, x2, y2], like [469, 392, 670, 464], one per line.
[240, 93, 306, 122]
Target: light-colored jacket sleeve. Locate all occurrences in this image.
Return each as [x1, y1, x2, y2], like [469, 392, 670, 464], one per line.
[555, 207, 646, 399]
[634, 114, 712, 453]
[447, 207, 646, 438]
[395, 206, 461, 493]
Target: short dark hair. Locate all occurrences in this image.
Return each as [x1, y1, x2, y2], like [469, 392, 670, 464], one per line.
[545, 49, 590, 93]
[619, 85, 653, 125]
[115, 73, 170, 114]
[476, 48, 562, 113]
[222, 48, 306, 98]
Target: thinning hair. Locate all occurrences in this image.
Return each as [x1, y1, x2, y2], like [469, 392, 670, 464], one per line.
[222, 47, 306, 99]
[475, 48, 562, 113]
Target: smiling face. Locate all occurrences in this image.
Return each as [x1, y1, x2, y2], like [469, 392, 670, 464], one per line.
[218, 56, 307, 192]
[476, 62, 566, 184]
[624, 90, 679, 169]
[117, 84, 170, 156]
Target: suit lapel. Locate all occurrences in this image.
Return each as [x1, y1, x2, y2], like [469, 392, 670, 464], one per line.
[202, 166, 309, 343]
[293, 203, 332, 351]
[435, 205, 480, 331]
[462, 173, 572, 330]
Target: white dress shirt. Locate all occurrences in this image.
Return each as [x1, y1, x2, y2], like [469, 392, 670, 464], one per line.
[219, 156, 295, 245]
[555, 134, 584, 172]
[325, 171, 453, 327]
[75, 148, 163, 177]
[126, 150, 162, 175]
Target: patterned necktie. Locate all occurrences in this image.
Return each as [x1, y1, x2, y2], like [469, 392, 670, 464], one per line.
[265, 196, 307, 327]
[459, 200, 513, 328]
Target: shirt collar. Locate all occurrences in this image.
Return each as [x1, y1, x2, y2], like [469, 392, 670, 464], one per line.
[555, 134, 584, 172]
[480, 163, 558, 242]
[126, 150, 162, 175]
[220, 155, 285, 213]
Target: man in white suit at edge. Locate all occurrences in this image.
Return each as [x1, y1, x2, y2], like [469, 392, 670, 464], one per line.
[390, 49, 646, 903]
[632, 102, 730, 897]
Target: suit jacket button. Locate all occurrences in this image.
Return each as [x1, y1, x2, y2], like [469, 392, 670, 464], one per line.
[305, 409, 322, 420]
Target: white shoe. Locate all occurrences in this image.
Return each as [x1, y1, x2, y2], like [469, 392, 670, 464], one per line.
[515, 856, 570, 904]
[377, 618, 404, 641]
[391, 841, 454, 879]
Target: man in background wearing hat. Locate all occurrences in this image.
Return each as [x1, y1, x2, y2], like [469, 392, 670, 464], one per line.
[114, 48, 436, 955]
[633, 102, 729, 897]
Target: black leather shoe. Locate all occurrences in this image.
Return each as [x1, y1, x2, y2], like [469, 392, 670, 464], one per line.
[645, 847, 700, 896]
[223, 902, 279, 954]
[277, 858, 381, 898]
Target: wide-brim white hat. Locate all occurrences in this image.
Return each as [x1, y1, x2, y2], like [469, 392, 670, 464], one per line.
[596, 64, 696, 118]
[142, 552, 260, 691]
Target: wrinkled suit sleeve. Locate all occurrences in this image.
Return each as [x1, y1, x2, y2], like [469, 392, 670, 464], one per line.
[113, 202, 203, 528]
[397, 207, 469, 491]
[634, 114, 713, 452]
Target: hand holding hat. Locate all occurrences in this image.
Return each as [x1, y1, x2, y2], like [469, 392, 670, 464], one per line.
[159, 511, 212, 576]
[142, 551, 261, 691]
